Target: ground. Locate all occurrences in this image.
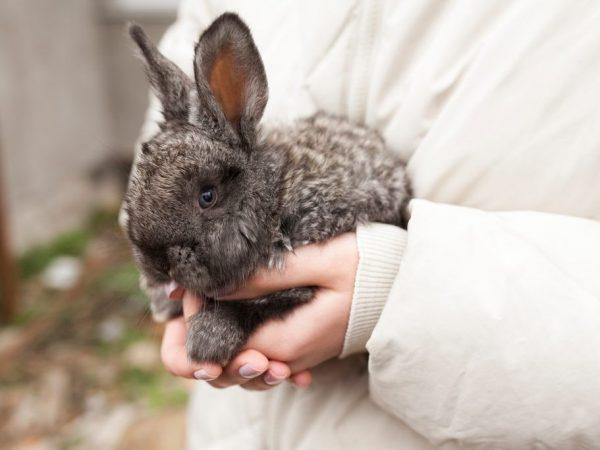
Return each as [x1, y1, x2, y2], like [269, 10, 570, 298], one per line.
[0, 209, 190, 450]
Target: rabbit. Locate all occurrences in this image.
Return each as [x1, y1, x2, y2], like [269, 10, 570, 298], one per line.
[124, 13, 411, 365]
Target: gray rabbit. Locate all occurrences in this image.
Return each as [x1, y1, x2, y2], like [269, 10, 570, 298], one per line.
[124, 13, 411, 365]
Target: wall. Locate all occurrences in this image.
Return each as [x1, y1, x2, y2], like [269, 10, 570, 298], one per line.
[0, 0, 173, 251]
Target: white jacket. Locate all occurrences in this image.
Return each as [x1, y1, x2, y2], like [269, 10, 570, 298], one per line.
[132, 0, 600, 448]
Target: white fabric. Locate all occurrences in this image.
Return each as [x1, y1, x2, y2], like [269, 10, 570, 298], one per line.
[150, 0, 600, 221]
[341, 224, 408, 357]
[369, 201, 600, 448]
[129, 0, 600, 448]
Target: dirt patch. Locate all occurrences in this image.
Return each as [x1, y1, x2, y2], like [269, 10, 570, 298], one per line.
[0, 209, 189, 449]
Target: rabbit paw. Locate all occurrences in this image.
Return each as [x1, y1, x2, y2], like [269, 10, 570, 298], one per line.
[185, 308, 247, 365]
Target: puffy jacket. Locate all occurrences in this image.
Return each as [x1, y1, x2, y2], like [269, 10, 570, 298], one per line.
[129, 0, 600, 448]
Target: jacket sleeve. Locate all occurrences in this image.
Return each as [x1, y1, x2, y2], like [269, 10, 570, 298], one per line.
[343, 199, 600, 448]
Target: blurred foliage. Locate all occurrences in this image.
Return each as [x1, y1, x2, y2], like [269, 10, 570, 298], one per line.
[12, 305, 41, 326]
[18, 229, 90, 279]
[87, 207, 121, 233]
[95, 326, 147, 356]
[121, 368, 188, 410]
[93, 262, 143, 299]
[17, 208, 120, 280]
[1, 204, 189, 445]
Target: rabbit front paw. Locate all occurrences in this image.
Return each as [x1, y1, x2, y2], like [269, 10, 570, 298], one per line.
[185, 308, 247, 365]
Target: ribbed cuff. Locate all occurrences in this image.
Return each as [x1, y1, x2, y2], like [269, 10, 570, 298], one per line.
[340, 223, 407, 358]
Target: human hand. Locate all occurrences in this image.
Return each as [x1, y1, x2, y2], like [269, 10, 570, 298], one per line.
[160, 232, 358, 390]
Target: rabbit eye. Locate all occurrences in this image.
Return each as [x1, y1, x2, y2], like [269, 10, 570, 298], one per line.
[199, 186, 217, 209]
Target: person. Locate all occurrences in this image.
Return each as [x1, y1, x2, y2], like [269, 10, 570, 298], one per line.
[124, 0, 600, 448]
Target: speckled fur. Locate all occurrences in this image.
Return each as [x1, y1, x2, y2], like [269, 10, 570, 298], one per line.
[124, 14, 411, 364]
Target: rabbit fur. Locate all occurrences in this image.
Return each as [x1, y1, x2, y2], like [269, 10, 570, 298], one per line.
[124, 13, 411, 364]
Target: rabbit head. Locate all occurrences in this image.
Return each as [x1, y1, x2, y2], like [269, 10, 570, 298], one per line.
[125, 14, 277, 297]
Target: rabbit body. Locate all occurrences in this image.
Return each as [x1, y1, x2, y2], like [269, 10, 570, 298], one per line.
[124, 14, 410, 364]
[186, 112, 410, 363]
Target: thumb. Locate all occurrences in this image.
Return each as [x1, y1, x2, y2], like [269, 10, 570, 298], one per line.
[183, 291, 202, 319]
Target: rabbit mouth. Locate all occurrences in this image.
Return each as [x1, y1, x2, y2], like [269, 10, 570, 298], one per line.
[164, 280, 185, 300]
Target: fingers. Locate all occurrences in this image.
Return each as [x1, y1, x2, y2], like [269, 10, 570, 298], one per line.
[209, 356, 313, 390]
[160, 317, 222, 380]
[219, 238, 340, 300]
[290, 370, 313, 388]
[163, 252, 331, 388]
[163, 291, 307, 388]
[220, 232, 357, 300]
[161, 289, 218, 380]
[240, 360, 291, 391]
[162, 292, 306, 388]
[182, 290, 202, 319]
[207, 349, 269, 388]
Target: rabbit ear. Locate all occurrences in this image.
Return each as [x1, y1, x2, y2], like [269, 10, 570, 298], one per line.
[193, 13, 268, 144]
[129, 23, 193, 122]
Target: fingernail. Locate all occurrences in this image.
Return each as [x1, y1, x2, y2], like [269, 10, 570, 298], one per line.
[264, 373, 284, 386]
[239, 364, 262, 379]
[193, 369, 216, 381]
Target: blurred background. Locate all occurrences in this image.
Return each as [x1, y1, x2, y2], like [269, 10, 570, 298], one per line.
[0, 1, 191, 449]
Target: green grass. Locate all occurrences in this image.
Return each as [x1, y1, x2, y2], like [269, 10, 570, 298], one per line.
[87, 208, 120, 233]
[95, 325, 148, 356]
[12, 304, 43, 326]
[18, 229, 91, 279]
[120, 367, 188, 409]
[17, 208, 120, 280]
[93, 262, 143, 298]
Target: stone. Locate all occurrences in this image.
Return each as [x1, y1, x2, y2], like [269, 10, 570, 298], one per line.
[97, 316, 126, 343]
[70, 403, 139, 450]
[7, 368, 71, 434]
[41, 256, 82, 290]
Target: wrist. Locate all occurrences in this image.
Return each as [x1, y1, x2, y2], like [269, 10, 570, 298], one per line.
[339, 223, 407, 358]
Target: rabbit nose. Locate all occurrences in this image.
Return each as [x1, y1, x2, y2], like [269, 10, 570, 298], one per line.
[166, 245, 197, 268]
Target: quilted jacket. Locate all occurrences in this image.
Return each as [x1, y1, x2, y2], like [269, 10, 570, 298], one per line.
[128, 0, 600, 448]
